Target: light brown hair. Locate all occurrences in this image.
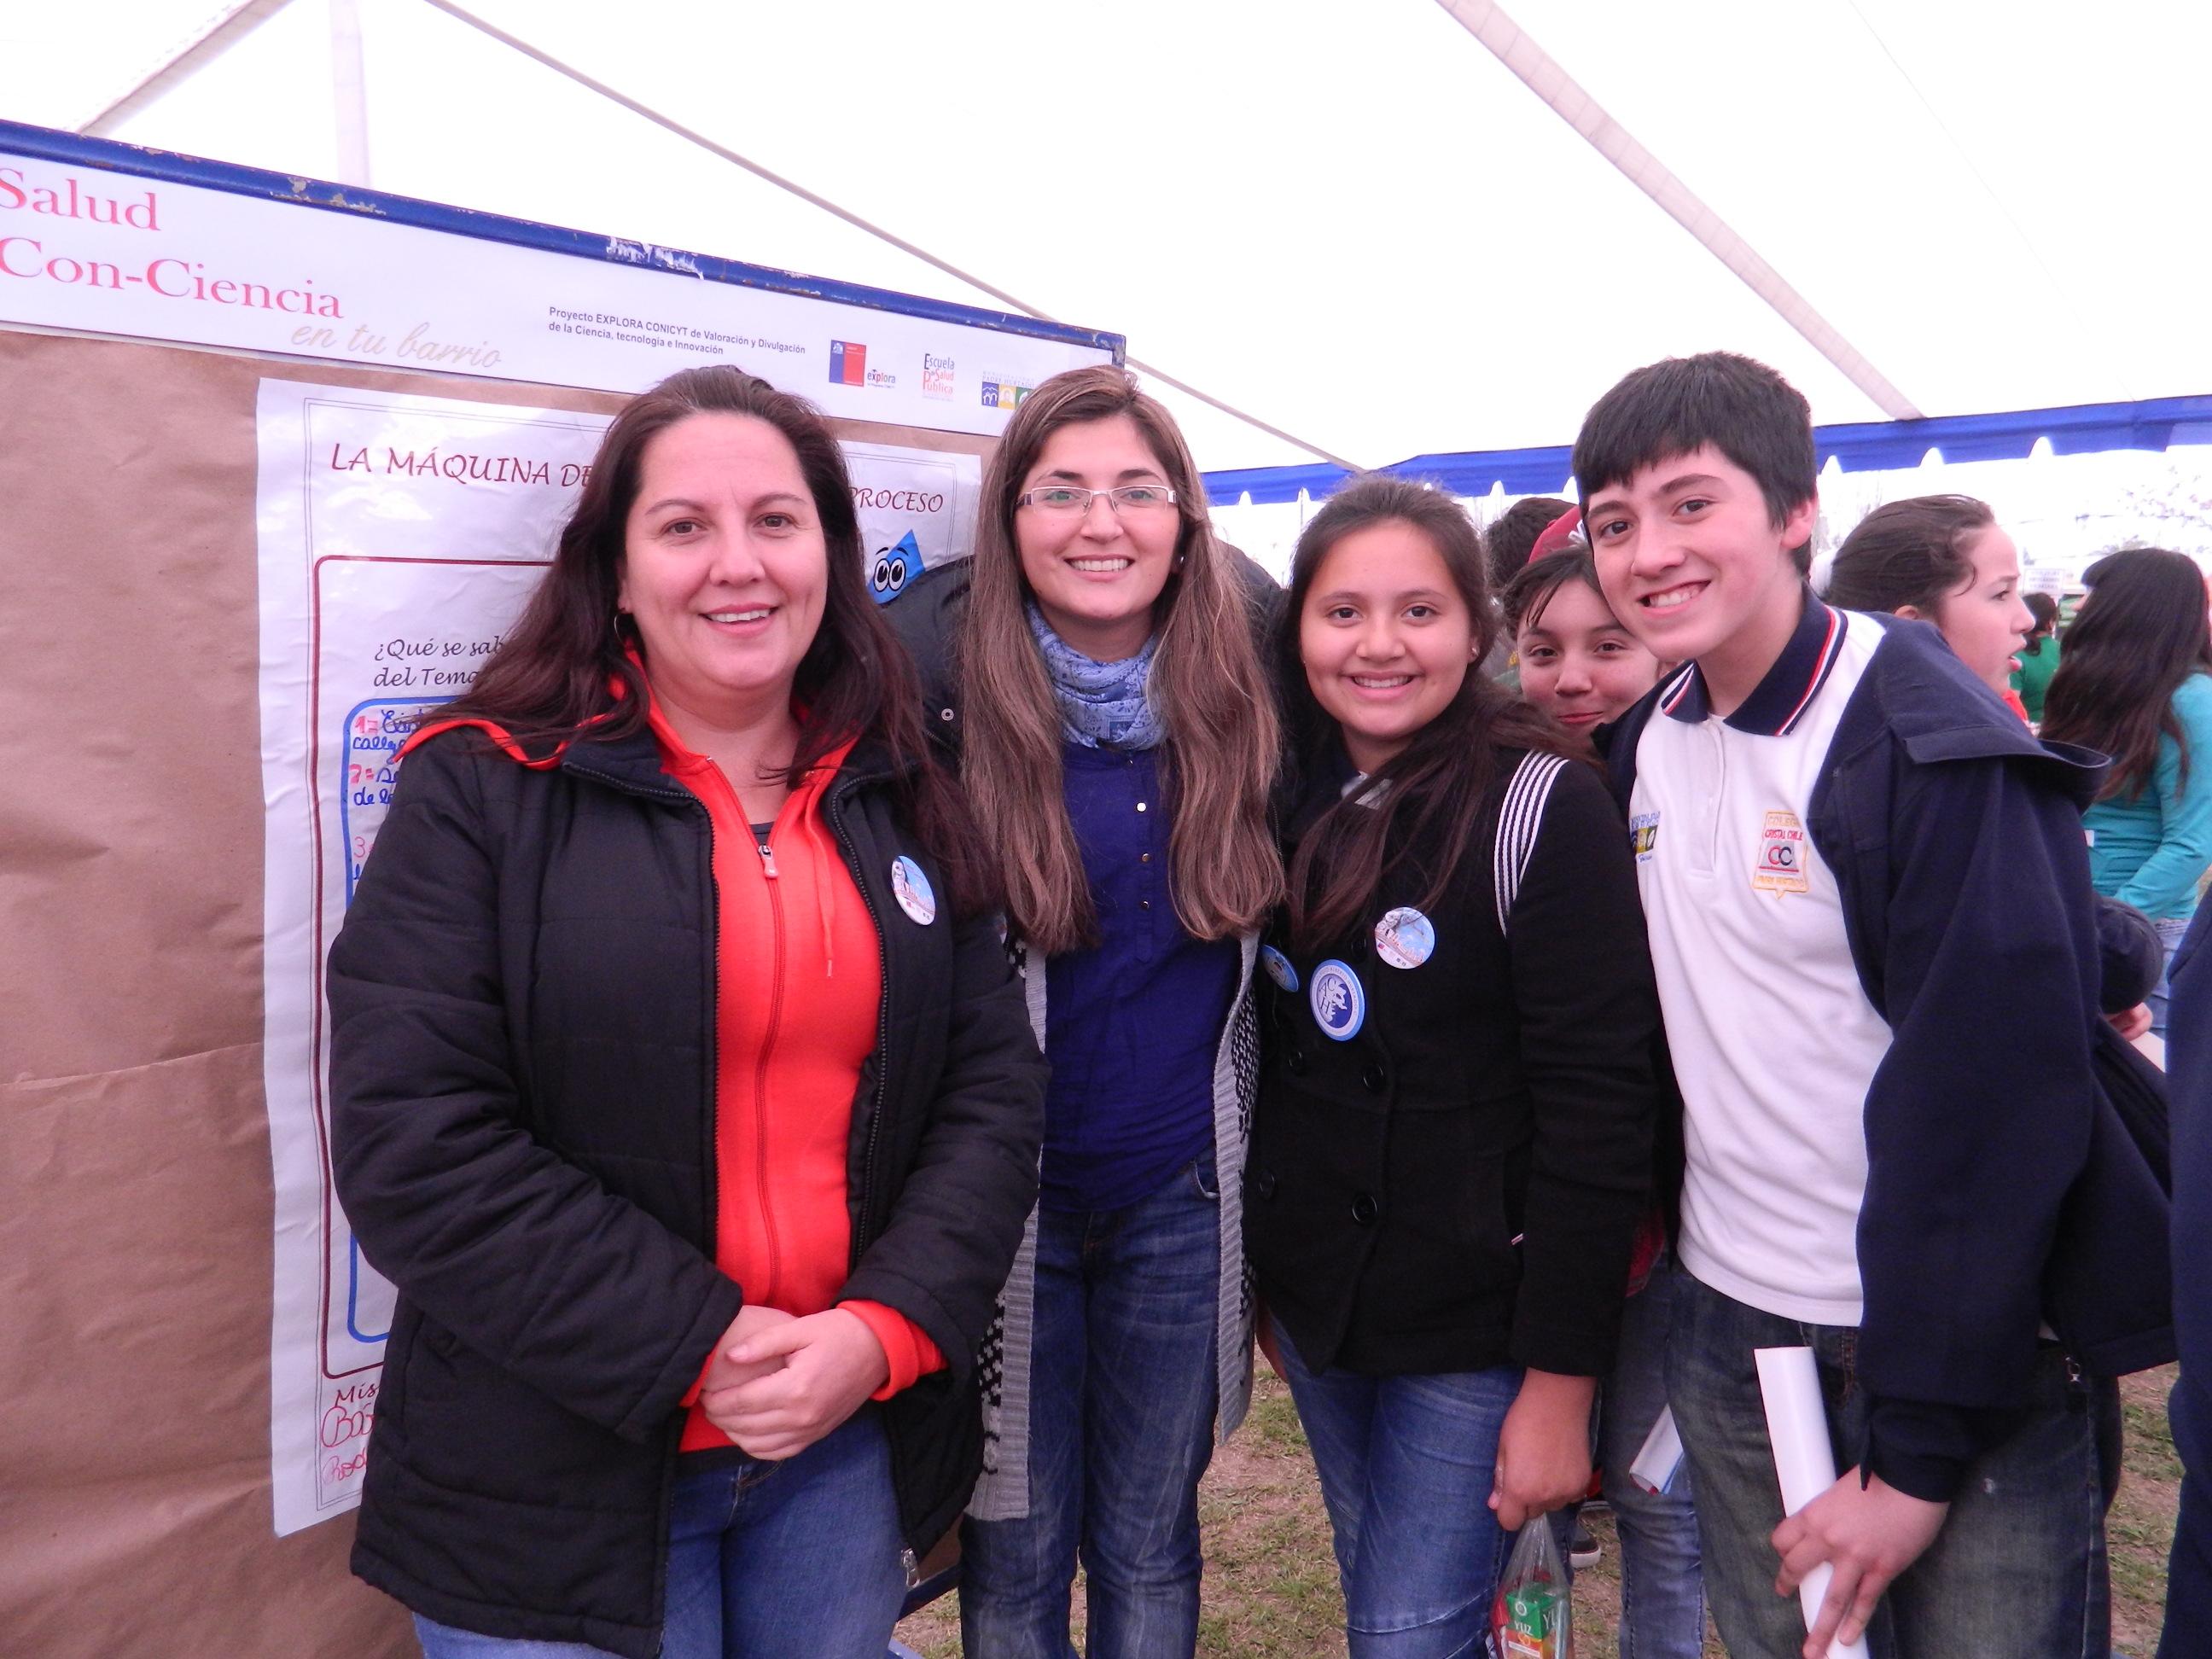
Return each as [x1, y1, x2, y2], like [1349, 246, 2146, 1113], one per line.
[958, 365, 1283, 954]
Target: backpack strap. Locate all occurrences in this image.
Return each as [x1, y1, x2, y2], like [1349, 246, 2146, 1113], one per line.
[1493, 751, 1569, 936]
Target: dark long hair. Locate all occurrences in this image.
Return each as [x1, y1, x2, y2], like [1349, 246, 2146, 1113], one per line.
[437, 364, 993, 911]
[1825, 494, 1994, 615]
[1280, 474, 1579, 952]
[2042, 548, 2212, 802]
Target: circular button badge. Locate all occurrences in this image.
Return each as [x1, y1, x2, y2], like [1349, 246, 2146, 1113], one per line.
[1373, 906, 1435, 970]
[1308, 959, 1366, 1042]
[889, 856, 937, 927]
[1260, 945, 1301, 993]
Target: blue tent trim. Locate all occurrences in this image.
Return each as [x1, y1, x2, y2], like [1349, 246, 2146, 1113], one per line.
[1204, 394, 2212, 506]
[0, 120, 1125, 357]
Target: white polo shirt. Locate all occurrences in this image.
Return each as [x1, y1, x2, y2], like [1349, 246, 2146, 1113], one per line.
[1630, 598, 1892, 1325]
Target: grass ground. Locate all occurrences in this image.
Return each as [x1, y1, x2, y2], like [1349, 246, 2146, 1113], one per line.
[897, 1364, 2182, 1657]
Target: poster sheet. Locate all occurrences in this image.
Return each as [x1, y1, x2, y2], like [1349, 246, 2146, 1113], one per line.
[0, 141, 1109, 435]
[254, 379, 979, 1533]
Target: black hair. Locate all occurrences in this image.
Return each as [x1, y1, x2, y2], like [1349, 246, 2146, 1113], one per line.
[1278, 474, 1578, 952]
[1500, 545, 1605, 637]
[1573, 352, 1816, 575]
[1482, 495, 1574, 592]
[2042, 549, 2212, 800]
[2022, 591, 2059, 656]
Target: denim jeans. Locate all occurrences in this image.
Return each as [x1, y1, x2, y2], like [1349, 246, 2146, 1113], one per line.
[959, 1154, 1221, 1659]
[2150, 913, 2192, 1039]
[414, 1412, 905, 1659]
[1666, 1269, 2107, 1659]
[1598, 1256, 1705, 1659]
[1270, 1314, 1524, 1659]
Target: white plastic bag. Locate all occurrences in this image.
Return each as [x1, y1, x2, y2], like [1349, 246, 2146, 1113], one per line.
[1488, 1516, 1574, 1659]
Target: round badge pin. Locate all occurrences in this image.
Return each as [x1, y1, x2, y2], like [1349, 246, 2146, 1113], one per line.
[1260, 945, 1301, 993]
[1373, 906, 1436, 970]
[1308, 958, 1366, 1042]
[888, 856, 937, 926]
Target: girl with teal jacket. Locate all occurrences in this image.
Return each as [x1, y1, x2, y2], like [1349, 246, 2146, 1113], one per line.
[2044, 547, 2212, 1036]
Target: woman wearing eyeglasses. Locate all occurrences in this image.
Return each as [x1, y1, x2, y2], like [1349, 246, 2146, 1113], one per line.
[884, 365, 1284, 1657]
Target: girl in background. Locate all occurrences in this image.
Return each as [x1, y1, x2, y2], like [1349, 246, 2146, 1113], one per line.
[1504, 544, 1704, 1659]
[1502, 543, 1663, 743]
[2043, 547, 2212, 1038]
[1825, 493, 2031, 707]
[2016, 591, 2064, 724]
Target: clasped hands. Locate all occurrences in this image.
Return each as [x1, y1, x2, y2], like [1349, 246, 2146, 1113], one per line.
[696, 1304, 889, 1461]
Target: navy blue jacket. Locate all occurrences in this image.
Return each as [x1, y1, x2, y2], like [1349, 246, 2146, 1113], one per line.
[2163, 905, 2212, 1651]
[1604, 608, 2174, 1500]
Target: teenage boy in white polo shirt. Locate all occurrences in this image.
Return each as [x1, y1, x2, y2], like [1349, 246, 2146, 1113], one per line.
[1580, 353, 2163, 1659]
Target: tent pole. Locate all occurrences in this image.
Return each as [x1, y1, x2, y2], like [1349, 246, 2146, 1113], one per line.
[1433, 0, 1922, 421]
[77, 1, 298, 137]
[414, 0, 1362, 470]
[331, 0, 372, 186]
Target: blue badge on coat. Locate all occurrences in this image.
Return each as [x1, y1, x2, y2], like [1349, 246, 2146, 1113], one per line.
[1260, 945, 1300, 993]
[1373, 906, 1435, 969]
[889, 855, 936, 926]
[1309, 959, 1365, 1041]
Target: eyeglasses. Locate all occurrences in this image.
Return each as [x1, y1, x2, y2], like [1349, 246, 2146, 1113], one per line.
[1015, 484, 1179, 515]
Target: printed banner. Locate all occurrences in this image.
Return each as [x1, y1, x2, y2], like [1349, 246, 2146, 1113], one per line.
[2, 145, 1109, 435]
[254, 379, 978, 1534]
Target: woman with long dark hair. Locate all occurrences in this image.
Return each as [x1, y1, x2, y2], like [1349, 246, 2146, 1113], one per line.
[1244, 474, 1658, 1655]
[2043, 546, 2212, 1037]
[884, 364, 1283, 1657]
[328, 364, 1045, 1659]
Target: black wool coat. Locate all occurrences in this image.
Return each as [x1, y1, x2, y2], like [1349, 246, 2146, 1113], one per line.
[328, 724, 1045, 1658]
[1245, 747, 1659, 1381]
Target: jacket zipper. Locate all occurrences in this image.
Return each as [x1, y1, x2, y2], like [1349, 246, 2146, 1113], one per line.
[827, 782, 892, 1260]
[751, 824, 786, 1304]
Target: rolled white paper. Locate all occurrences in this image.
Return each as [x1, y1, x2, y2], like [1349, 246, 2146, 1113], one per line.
[1628, 1404, 1685, 1495]
[1755, 1345, 1871, 1659]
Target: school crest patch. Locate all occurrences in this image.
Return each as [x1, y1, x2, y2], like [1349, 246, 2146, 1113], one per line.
[1751, 810, 1810, 894]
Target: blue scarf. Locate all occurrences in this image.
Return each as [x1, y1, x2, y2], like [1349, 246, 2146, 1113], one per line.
[1027, 603, 1166, 750]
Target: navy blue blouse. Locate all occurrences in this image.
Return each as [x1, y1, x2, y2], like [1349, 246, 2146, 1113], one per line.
[1040, 743, 1238, 1212]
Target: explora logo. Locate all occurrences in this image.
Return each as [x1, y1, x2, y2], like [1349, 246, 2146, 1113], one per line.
[830, 340, 897, 389]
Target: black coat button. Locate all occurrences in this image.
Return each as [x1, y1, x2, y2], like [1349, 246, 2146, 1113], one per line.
[1285, 1048, 1307, 1075]
[1361, 1063, 1388, 1093]
[1350, 1192, 1379, 1225]
[1254, 1169, 1278, 1201]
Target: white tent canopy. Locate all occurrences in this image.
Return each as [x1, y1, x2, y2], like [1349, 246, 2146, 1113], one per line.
[4, 0, 2207, 479]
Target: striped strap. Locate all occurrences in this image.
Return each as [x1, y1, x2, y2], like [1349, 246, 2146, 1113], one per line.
[1493, 751, 1569, 937]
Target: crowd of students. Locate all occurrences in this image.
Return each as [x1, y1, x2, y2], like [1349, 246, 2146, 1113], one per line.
[327, 347, 2206, 1659]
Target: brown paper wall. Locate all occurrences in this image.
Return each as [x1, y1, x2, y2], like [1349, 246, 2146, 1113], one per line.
[0, 326, 989, 1656]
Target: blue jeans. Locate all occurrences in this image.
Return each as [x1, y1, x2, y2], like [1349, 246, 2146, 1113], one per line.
[1598, 1257, 1705, 1659]
[414, 1412, 905, 1659]
[1666, 1269, 2107, 1659]
[959, 1155, 1221, 1659]
[2151, 913, 2192, 1039]
[1270, 1315, 1522, 1658]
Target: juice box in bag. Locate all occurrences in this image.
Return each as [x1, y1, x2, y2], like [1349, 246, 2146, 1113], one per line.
[1488, 1518, 1573, 1659]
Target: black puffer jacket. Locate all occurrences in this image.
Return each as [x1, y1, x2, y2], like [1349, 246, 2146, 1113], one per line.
[329, 724, 1045, 1658]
